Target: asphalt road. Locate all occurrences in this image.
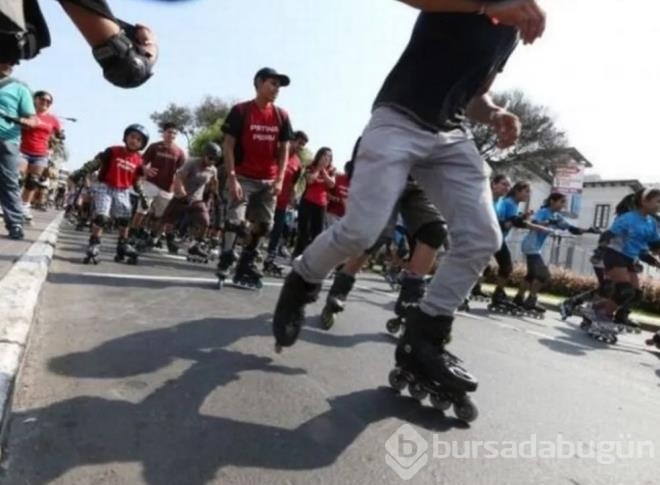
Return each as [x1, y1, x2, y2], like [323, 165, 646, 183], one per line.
[1, 224, 659, 485]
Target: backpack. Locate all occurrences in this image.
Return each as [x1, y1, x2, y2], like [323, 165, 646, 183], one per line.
[230, 101, 287, 166]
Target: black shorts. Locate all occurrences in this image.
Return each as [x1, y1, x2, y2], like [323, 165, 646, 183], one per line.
[602, 247, 636, 272]
[525, 254, 550, 283]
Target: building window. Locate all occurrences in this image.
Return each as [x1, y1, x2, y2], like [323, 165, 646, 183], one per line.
[593, 204, 610, 229]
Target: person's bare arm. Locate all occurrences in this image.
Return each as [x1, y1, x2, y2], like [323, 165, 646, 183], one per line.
[58, 1, 120, 46]
[398, 0, 546, 45]
[467, 93, 521, 149]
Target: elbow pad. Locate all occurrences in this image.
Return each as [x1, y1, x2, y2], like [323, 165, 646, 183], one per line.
[92, 30, 153, 88]
[649, 241, 660, 252]
[511, 216, 527, 229]
[639, 252, 659, 267]
[568, 226, 583, 236]
[598, 231, 614, 245]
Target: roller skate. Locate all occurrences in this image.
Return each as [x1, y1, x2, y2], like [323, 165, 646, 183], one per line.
[207, 238, 220, 262]
[487, 287, 522, 316]
[388, 307, 479, 423]
[383, 266, 401, 291]
[273, 271, 322, 352]
[321, 272, 355, 330]
[263, 255, 285, 278]
[457, 299, 470, 312]
[83, 235, 100, 265]
[613, 309, 641, 334]
[514, 294, 545, 319]
[165, 233, 179, 255]
[131, 228, 150, 253]
[232, 249, 263, 289]
[115, 238, 139, 265]
[470, 284, 490, 302]
[559, 299, 575, 321]
[187, 242, 209, 264]
[645, 331, 660, 349]
[582, 305, 617, 344]
[386, 275, 425, 335]
[215, 250, 237, 289]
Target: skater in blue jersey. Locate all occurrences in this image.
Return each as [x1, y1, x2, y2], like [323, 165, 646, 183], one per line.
[513, 192, 597, 316]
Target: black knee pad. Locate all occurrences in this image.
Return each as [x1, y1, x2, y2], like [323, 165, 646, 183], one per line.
[93, 214, 110, 228]
[115, 217, 130, 229]
[25, 173, 41, 190]
[613, 282, 636, 306]
[225, 220, 249, 239]
[413, 221, 447, 250]
[598, 279, 615, 299]
[254, 221, 271, 237]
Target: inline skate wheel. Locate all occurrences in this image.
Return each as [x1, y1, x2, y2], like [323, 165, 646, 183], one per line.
[274, 343, 283, 354]
[388, 369, 407, 392]
[83, 257, 90, 265]
[454, 396, 478, 423]
[321, 306, 335, 330]
[430, 394, 451, 411]
[114, 255, 122, 263]
[386, 318, 401, 335]
[408, 382, 428, 401]
[93, 258, 99, 265]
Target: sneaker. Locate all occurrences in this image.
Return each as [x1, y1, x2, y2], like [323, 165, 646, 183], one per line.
[23, 204, 33, 221]
[8, 225, 24, 240]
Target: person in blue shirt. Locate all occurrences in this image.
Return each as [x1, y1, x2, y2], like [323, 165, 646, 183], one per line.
[0, 63, 38, 239]
[491, 181, 550, 307]
[470, 174, 512, 300]
[590, 188, 660, 328]
[513, 192, 594, 312]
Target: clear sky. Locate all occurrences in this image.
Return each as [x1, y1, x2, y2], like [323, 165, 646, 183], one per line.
[15, 0, 660, 181]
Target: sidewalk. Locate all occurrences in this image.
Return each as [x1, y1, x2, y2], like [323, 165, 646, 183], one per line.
[0, 209, 63, 450]
[481, 283, 660, 333]
[0, 210, 61, 281]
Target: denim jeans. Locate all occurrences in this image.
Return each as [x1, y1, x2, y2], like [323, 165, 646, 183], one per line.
[0, 140, 24, 229]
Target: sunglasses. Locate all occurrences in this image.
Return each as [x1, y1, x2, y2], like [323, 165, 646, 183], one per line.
[37, 97, 53, 105]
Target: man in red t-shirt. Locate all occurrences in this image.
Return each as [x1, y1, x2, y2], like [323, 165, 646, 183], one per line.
[264, 130, 308, 271]
[217, 67, 294, 288]
[130, 121, 186, 245]
[72, 124, 152, 264]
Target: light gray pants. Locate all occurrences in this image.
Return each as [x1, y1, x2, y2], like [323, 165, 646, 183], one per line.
[293, 107, 502, 316]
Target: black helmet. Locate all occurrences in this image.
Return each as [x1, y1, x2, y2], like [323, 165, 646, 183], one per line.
[123, 124, 150, 150]
[202, 142, 222, 161]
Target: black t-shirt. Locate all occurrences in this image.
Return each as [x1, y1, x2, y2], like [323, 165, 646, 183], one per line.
[373, 11, 518, 132]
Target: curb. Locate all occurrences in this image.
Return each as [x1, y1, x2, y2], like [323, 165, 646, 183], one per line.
[0, 213, 63, 456]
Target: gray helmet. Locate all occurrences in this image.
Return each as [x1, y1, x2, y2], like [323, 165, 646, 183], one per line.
[202, 142, 222, 161]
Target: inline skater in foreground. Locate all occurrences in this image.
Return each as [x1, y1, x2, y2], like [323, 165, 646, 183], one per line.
[273, 0, 547, 422]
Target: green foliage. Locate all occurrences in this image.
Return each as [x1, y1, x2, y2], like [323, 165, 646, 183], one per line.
[189, 120, 224, 157]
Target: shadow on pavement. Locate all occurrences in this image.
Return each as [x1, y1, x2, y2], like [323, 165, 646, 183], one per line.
[537, 324, 641, 357]
[4, 315, 463, 484]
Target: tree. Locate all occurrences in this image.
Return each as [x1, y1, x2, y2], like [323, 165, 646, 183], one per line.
[469, 90, 569, 181]
[151, 97, 233, 150]
[150, 103, 196, 146]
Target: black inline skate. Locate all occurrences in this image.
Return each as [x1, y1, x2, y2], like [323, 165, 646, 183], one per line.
[487, 287, 521, 316]
[263, 255, 285, 278]
[458, 299, 470, 312]
[388, 307, 479, 423]
[215, 250, 237, 289]
[165, 233, 179, 255]
[513, 294, 545, 319]
[115, 238, 139, 264]
[613, 308, 641, 334]
[187, 241, 209, 263]
[232, 249, 263, 289]
[581, 304, 617, 344]
[645, 330, 660, 349]
[83, 235, 101, 265]
[470, 284, 490, 302]
[273, 271, 322, 352]
[386, 275, 426, 335]
[320, 272, 355, 330]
